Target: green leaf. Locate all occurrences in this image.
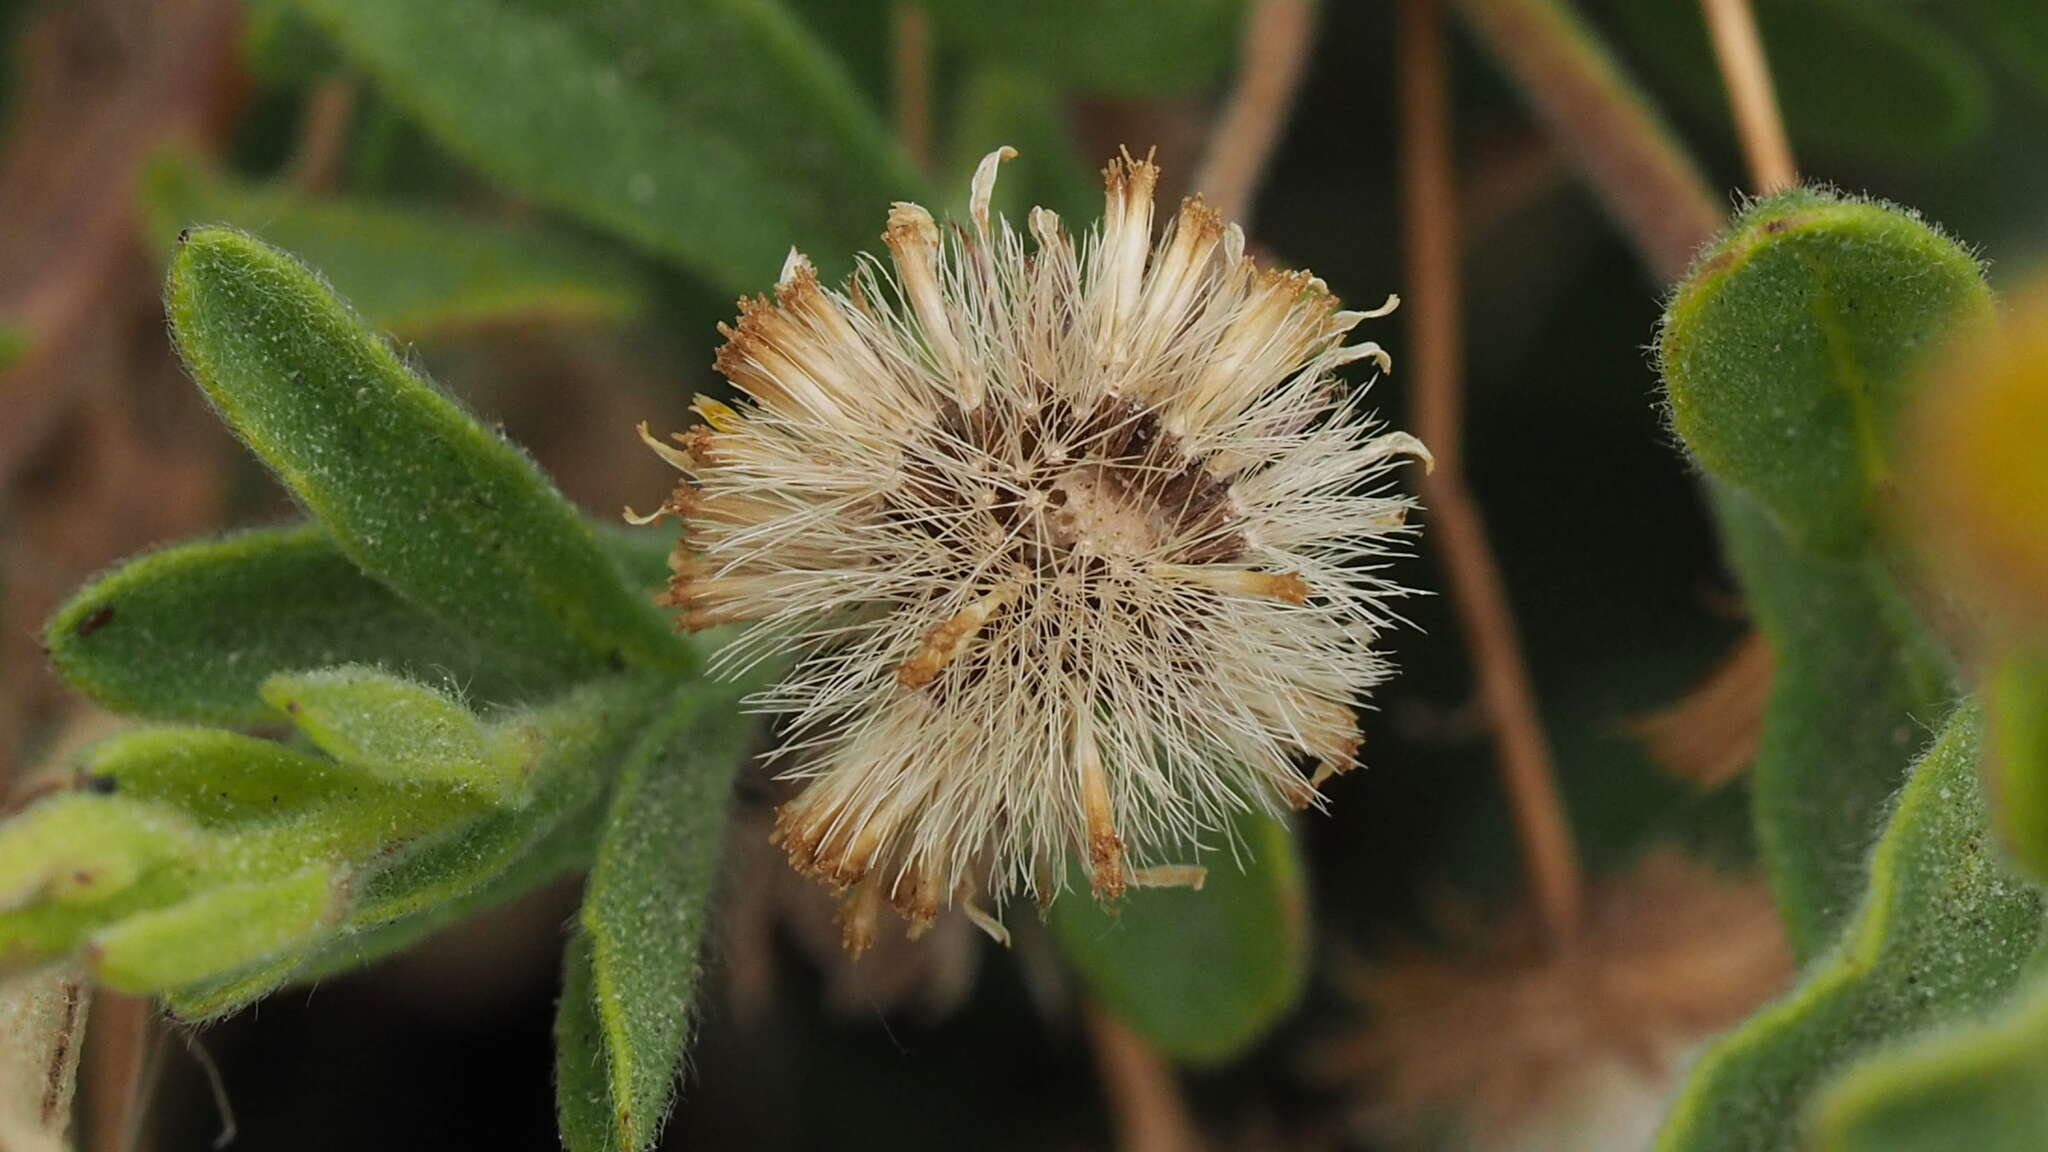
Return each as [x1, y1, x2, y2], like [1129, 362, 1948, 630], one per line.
[1661, 189, 1994, 557]
[0, 796, 202, 912]
[1713, 485, 1953, 956]
[0, 677, 656, 1009]
[166, 227, 686, 686]
[1965, 0, 2048, 103]
[925, 0, 1247, 96]
[243, 0, 339, 86]
[1987, 647, 2048, 883]
[1049, 810, 1309, 1066]
[77, 727, 378, 827]
[1657, 704, 2048, 1151]
[555, 682, 751, 1152]
[946, 69, 1100, 226]
[169, 680, 653, 1018]
[140, 153, 648, 336]
[286, 0, 923, 290]
[162, 953, 311, 1023]
[1813, 969, 2048, 1151]
[46, 524, 544, 726]
[0, 321, 23, 371]
[283, 773, 599, 993]
[48, 521, 680, 728]
[87, 864, 347, 993]
[1605, 0, 1989, 164]
[260, 666, 532, 801]
[338, 719, 603, 927]
[556, 933, 615, 1151]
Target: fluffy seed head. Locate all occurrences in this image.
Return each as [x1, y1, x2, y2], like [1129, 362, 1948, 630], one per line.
[635, 148, 1427, 944]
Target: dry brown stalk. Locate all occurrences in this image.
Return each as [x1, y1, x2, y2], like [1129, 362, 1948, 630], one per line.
[1400, 0, 1586, 947]
[1195, 0, 1318, 224]
[1700, 0, 1796, 192]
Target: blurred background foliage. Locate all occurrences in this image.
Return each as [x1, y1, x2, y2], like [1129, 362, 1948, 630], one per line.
[2, 0, 2048, 1149]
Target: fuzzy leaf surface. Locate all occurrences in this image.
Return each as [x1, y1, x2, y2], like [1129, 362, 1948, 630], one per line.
[260, 666, 530, 801]
[1712, 486, 1953, 956]
[0, 677, 651, 1014]
[1986, 648, 2048, 884]
[1049, 810, 1309, 1066]
[555, 682, 751, 1152]
[1813, 969, 2048, 1151]
[166, 227, 685, 688]
[285, 0, 922, 290]
[87, 865, 346, 993]
[1662, 189, 1993, 556]
[1658, 705, 2048, 1151]
[78, 728, 379, 827]
[47, 522, 677, 728]
[141, 154, 648, 335]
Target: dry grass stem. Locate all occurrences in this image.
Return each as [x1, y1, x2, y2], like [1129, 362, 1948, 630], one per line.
[1085, 1005, 1206, 1152]
[289, 77, 359, 193]
[890, 1, 933, 175]
[1700, 0, 1796, 192]
[1400, 0, 1585, 946]
[1195, 0, 1319, 224]
[1450, 0, 1724, 281]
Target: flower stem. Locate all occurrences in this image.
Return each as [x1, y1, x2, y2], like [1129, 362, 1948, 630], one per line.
[289, 77, 357, 193]
[1700, 0, 1796, 192]
[1195, 0, 1319, 224]
[1449, 0, 1723, 281]
[890, 1, 934, 177]
[1400, 0, 1586, 948]
[1084, 1004, 1206, 1152]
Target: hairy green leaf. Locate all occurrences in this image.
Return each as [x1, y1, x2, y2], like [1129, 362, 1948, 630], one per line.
[170, 681, 646, 1019]
[555, 682, 751, 1152]
[1713, 486, 1953, 956]
[166, 227, 686, 687]
[1049, 810, 1309, 1066]
[260, 666, 531, 801]
[925, 0, 1246, 96]
[0, 677, 654, 1009]
[162, 953, 310, 1023]
[1662, 189, 1994, 556]
[324, 677, 652, 928]
[1606, 0, 1988, 163]
[285, 779, 599, 995]
[1813, 969, 2048, 1151]
[0, 797, 202, 912]
[286, 0, 922, 290]
[141, 154, 647, 335]
[78, 728, 377, 827]
[47, 522, 677, 728]
[1987, 648, 2048, 883]
[88, 865, 347, 993]
[1658, 705, 2048, 1151]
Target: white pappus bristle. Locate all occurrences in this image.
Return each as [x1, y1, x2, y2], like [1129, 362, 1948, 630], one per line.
[640, 146, 1426, 947]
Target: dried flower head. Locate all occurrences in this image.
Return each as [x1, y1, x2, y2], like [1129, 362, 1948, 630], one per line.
[1326, 851, 1792, 1149]
[633, 147, 1426, 950]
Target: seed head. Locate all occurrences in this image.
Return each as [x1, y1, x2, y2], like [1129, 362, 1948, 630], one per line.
[634, 148, 1427, 950]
